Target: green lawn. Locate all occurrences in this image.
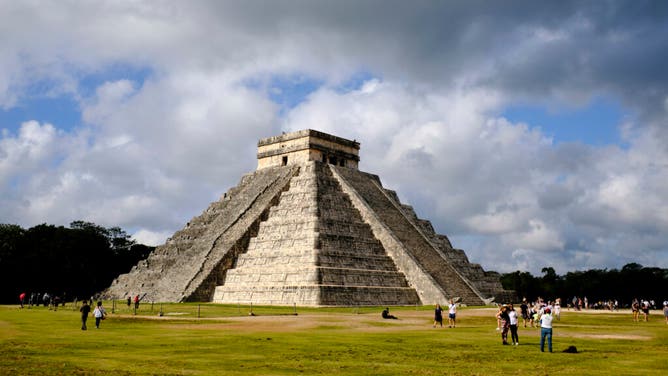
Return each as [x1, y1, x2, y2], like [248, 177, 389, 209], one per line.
[1, 303, 666, 375]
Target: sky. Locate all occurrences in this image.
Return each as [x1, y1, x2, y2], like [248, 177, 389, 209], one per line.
[1, 1, 667, 275]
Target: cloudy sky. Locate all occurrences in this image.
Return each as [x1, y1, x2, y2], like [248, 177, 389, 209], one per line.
[1, 1, 667, 275]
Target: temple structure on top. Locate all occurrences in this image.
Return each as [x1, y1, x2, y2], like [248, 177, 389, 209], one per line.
[103, 129, 513, 306]
[256, 129, 360, 170]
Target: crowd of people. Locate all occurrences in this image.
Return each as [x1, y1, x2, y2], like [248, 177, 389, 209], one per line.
[17, 291, 67, 310]
[16, 291, 147, 331]
[18, 291, 668, 340]
[494, 298, 557, 351]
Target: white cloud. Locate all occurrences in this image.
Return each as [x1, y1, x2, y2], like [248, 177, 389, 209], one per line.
[0, 121, 60, 185]
[132, 229, 173, 247]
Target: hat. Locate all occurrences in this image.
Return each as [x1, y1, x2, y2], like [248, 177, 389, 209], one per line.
[544, 308, 551, 314]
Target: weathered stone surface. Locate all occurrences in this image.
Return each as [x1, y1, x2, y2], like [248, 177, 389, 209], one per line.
[103, 129, 512, 306]
[213, 161, 420, 306]
[103, 165, 299, 302]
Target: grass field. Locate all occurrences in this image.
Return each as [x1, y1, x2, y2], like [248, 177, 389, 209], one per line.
[1, 303, 666, 375]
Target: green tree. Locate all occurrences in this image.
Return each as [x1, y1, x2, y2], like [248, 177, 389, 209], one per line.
[0, 221, 153, 303]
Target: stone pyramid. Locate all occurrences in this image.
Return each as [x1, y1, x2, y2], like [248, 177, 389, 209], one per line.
[104, 129, 511, 306]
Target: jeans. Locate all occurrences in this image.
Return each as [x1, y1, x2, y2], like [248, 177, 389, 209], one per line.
[540, 327, 552, 352]
[510, 324, 519, 344]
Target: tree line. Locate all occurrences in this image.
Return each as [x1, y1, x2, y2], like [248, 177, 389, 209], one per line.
[501, 264, 668, 307]
[0, 221, 153, 304]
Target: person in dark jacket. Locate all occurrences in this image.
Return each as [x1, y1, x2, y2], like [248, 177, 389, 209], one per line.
[79, 300, 91, 330]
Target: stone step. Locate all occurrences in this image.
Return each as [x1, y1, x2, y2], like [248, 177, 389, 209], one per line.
[213, 285, 420, 306]
[224, 266, 410, 287]
[214, 161, 417, 306]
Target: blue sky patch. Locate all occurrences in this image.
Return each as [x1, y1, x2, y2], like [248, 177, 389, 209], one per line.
[269, 75, 323, 113]
[501, 97, 629, 146]
[1, 64, 152, 135]
[245, 71, 378, 116]
[0, 95, 81, 133]
[78, 65, 152, 98]
[334, 71, 377, 94]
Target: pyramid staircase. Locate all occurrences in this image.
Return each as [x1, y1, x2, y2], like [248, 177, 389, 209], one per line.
[213, 161, 420, 306]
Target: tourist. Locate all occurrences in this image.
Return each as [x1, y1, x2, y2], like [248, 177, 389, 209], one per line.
[632, 299, 640, 322]
[495, 304, 502, 331]
[433, 304, 443, 327]
[520, 298, 529, 328]
[134, 294, 140, 310]
[553, 298, 561, 321]
[80, 300, 91, 330]
[663, 302, 668, 325]
[19, 292, 26, 308]
[539, 307, 553, 352]
[448, 299, 457, 328]
[496, 305, 510, 345]
[93, 301, 107, 329]
[527, 305, 536, 328]
[508, 304, 519, 346]
[382, 307, 397, 319]
[641, 300, 650, 322]
[127, 296, 132, 310]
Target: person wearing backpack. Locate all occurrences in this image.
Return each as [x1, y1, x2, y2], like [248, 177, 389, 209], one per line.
[93, 301, 107, 329]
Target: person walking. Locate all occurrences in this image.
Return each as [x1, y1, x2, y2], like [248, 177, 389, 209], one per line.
[508, 304, 519, 346]
[433, 304, 443, 327]
[539, 307, 553, 352]
[448, 299, 457, 328]
[93, 301, 106, 329]
[663, 302, 668, 325]
[79, 300, 91, 330]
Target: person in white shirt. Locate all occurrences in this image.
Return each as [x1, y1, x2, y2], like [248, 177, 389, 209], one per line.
[539, 308, 553, 352]
[553, 298, 561, 321]
[448, 299, 457, 328]
[93, 301, 106, 329]
[508, 304, 519, 345]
